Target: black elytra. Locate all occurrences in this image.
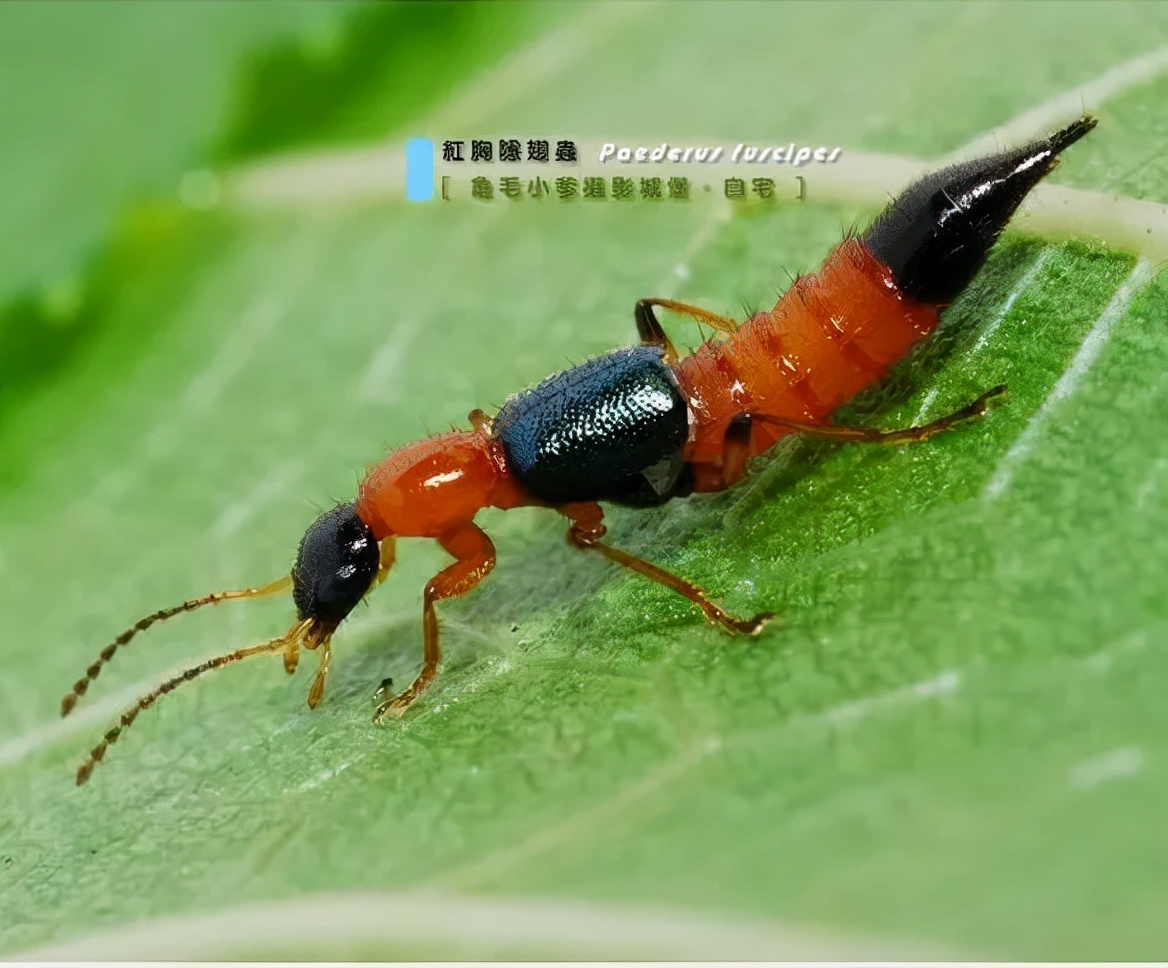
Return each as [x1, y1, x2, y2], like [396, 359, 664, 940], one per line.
[863, 116, 1096, 306]
[292, 502, 380, 625]
[494, 345, 692, 507]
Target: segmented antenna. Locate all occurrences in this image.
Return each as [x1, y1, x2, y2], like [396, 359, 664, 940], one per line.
[75, 617, 315, 786]
[60, 575, 292, 717]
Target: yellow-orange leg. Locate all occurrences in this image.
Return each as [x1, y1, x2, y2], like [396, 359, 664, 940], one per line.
[374, 536, 397, 587]
[295, 539, 393, 702]
[467, 408, 494, 434]
[373, 522, 496, 721]
[307, 634, 333, 709]
[559, 502, 771, 635]
[688, 414, 754, 493]
[690, 386, 1007, 494]
[747, 385, 1007, 445]
[283, 638, 301, 675]
[60, 574, 293, 717]
[636, 297, 742, 363]
[636, 297, 739, 338]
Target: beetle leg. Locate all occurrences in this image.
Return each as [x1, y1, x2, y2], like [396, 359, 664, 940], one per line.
[636, 298, 743, 363]
[746, 385, 1007, 444]
[283, 638, 300, 675]
[307, 639, 331, 708]
[467, 408, 494, 434]
[689, 385, 1005, 493]
[636, 297, 739, 340]
[374, 535, 397, 587]
[559, 501, 771, 635]
[687, 414, 754, 493]
[373, 522, 496, 721]
[634, 299, 681, 364]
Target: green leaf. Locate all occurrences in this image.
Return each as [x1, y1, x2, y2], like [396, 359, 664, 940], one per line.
[1, 2, 1165, 961]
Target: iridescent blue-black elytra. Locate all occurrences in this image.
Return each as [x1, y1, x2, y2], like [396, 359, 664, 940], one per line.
[494, 346, 690, 506]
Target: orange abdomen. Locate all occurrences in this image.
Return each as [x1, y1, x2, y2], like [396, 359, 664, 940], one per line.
[675, 238, 938, 464]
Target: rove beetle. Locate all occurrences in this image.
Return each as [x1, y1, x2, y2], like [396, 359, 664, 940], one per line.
[61, 117, 1096, 784]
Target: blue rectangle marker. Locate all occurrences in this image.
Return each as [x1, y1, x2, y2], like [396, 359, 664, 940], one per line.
[406, 138, 434, 201]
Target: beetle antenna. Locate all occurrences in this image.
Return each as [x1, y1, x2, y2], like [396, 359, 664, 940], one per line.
[60, 575, 293, 717]
[75, 618, 314, 786]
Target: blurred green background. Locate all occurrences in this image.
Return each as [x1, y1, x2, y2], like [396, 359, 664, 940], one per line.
[1, 1, 1166, 960]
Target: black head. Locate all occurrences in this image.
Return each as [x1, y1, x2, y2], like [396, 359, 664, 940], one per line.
[292, 503, 380, 626]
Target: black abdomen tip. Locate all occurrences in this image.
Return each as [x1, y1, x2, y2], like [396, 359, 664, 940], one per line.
[1048, 115, 1098, 153]
[863, 116, 1097, 305]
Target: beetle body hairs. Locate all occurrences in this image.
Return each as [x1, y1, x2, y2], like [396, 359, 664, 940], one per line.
[63, 118, 1095, 784]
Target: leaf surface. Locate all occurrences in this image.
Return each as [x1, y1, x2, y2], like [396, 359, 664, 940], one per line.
[1, 2, 1165, 960]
